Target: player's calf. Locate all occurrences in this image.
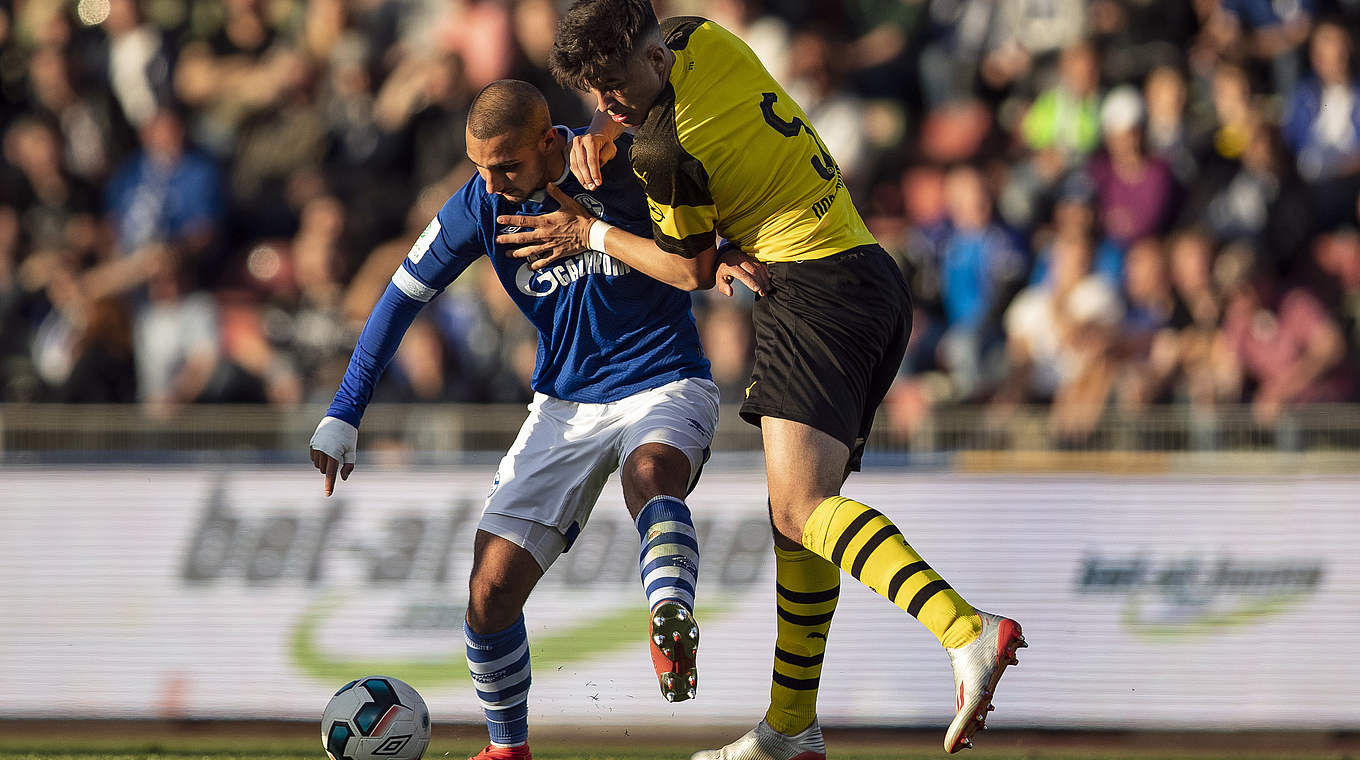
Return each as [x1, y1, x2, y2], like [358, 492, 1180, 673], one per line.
[635, 495, 701, 701]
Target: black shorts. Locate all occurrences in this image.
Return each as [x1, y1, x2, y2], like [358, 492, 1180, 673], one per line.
[739, 244, 912, 471]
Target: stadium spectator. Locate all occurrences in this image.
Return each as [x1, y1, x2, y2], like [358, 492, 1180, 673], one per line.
[1186, 121, 1314, 276]
[98, 0, 173, 129]
[1088, 85, 1179, 247]
[998, 226, 1125, 435]
[132, 250, 222, 414]
[937, 165, 1027, 401]
[1282, 20, 1360, 228]
[1219, 255, 1353, 423]
[104, 106, 222, 283]
[1143, 65, 1201, 185]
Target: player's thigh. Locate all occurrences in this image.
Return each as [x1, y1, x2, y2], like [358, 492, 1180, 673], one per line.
[616, 377, 719, 514]
[487, 394, 617, 535]
[467, 528, 548, 633]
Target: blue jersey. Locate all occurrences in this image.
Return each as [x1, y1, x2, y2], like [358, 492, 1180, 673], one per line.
[327, 127, 710, 426]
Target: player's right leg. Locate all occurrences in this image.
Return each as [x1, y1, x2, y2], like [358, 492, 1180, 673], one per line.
[464, 527, 552, 760]
[617, 377, 718, 703]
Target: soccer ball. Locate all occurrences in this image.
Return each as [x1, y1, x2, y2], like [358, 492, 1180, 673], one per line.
[322, 675, 431, 760]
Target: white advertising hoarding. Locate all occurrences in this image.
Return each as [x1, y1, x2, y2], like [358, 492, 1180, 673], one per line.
[0, 467, 1355, 730]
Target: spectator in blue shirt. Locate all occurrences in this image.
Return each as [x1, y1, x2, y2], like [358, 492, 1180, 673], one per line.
[937, 165, 1027, 399]
[1282, 20, 1360, 228]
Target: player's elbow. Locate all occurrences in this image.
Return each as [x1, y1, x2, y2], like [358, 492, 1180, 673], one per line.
[687, 268, 717, 291]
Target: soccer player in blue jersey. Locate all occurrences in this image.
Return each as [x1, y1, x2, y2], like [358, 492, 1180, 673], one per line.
[308, 80, 767, 760]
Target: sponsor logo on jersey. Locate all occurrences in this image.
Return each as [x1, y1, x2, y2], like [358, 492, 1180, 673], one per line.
[407, 218, 441, 264]
[514, 251, 632, 297]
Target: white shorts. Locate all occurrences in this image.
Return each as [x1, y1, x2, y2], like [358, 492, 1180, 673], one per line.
[477, 376, 719, 572]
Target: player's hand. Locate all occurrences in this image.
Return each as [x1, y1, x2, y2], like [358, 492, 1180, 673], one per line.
[497, 182, 593, 269]
[571, 132, 617, 191]
[309, 416, 357, 496]
[715, 243, 770, 297]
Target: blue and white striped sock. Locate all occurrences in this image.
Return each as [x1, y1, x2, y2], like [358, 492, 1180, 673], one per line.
[464, 615, 530, 747]
[636, 495, 699, 611]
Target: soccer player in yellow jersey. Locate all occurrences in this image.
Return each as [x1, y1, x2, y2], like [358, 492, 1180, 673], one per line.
[494, 2, 1027, 755]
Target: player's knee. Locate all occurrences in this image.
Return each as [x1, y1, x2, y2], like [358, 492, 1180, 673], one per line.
[623, 446, 689, 497]
[466, 575, 523, 633]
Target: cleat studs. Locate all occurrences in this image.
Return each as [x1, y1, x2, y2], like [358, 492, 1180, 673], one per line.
[663, 647, 673, 658]
[988, 705, 996, 712]
[687, 688, 696, 698]
[673, 631, 681, 641]
[689, 626, 699, 639]
[653, 615, 664, 627]
[688, 674, 697, 687]
[961, 739, 973, 749]
[665, 691, 675, 702]
[653, 634, 666, 646]
[676, 608, 688, 620]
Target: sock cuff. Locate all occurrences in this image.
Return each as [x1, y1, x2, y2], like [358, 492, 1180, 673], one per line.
[464, 614, 527, 650]
[773, 545, 819, 563]
[635, 495, 693, 535]
[801, 496, 852, 553]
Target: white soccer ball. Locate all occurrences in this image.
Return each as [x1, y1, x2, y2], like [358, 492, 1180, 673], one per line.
[322, 675, 431, 760]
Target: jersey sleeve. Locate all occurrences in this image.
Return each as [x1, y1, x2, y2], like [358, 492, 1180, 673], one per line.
[395, 176, 487, 298]
[630, 119, 719, 258]
[324, 178, 487, 426]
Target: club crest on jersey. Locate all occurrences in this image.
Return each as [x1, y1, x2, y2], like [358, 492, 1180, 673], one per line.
[515, 251, 632, 297]
[574, 194, 605, 217]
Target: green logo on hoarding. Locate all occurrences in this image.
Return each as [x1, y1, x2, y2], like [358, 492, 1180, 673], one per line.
[290, 593, 732, 685]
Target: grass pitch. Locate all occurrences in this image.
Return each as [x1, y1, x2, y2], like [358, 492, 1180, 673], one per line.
[0, 722, 1355, 760]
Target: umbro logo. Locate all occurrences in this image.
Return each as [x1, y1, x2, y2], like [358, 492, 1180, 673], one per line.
[501, 225, 525, 234]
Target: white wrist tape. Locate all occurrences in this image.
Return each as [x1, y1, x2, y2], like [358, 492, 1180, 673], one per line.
[310, 415, 358, 465]
[588, 219, 613, 253]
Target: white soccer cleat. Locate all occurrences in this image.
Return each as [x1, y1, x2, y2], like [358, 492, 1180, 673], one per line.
[943, 610, 1026, 753]
[690, 718, 826, 760]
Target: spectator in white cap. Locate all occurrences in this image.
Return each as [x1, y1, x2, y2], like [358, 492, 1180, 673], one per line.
[1089, 84, 1179, 247]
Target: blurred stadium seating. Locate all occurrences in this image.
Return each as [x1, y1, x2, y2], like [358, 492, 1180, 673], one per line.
[2, 0, 1360, 442]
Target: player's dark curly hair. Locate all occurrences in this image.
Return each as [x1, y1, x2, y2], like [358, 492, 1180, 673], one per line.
[549, 0, 660, 91]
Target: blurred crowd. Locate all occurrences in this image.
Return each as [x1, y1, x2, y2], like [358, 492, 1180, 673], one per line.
[2, 0, 1360, 441]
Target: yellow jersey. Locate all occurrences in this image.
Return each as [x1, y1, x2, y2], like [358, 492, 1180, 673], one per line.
[629, 17, 877, 264]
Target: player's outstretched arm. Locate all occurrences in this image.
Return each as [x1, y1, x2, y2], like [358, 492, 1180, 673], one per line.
[497, 183, 769, 295]
[571, 110, 627, 190]
[308, 278, 428, 496]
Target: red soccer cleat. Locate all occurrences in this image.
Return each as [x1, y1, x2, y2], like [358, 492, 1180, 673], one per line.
[649, 600, 699, 702]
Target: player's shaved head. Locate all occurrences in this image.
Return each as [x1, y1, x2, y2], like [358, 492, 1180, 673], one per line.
[467, 80, 551, 143]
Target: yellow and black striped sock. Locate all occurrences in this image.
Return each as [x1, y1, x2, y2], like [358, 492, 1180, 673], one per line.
[802, 496, 980, 649]
[764, 545, 839, 736]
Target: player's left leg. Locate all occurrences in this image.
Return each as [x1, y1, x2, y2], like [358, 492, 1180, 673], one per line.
[617, 377, 717, 703]
[464, 527, 552, 760]
[764, 418, 1025, 754]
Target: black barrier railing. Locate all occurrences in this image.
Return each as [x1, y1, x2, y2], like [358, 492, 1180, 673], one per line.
[5, 403, 1360, 464]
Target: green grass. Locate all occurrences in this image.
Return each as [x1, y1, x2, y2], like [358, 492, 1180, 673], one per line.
[0, 727, 1355, 760]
